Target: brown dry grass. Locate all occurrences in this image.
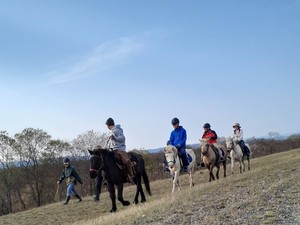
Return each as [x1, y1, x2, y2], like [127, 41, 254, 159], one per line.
[1, 148, 300, 225]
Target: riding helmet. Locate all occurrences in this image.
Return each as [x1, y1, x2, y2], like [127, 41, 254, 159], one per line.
[203, 123, 211, 128]
[105, 118, 115, 126]
[233, 123, 241, 128]
[171, 117, 180, 125]
[63, 157, 70, 163]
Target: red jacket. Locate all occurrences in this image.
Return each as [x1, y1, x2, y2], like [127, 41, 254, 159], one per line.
[202, 129, 217, 144]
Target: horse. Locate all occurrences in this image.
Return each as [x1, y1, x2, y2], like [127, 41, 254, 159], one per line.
[225, 137, 251, 174]
[199, 139, 227, 182]
[163, 145, 196, 193]
[88, 148, 151, 212]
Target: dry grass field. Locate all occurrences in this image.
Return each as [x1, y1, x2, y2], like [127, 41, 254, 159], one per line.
[1, 148, 299, 225]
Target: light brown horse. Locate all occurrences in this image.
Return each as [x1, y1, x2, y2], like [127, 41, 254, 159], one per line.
[199, 139, 227, 182]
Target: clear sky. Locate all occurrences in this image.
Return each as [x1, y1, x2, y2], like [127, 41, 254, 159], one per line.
[1, 0, 300, 150]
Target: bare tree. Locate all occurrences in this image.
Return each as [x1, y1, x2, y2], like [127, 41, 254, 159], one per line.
[0, 131, 17, 214]
[71, 130, 107, 160]
[14, 128, 51, 207]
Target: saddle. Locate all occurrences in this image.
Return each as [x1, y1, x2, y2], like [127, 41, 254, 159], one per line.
[237, 143, 250, 158]
[210, 144, 224, 163]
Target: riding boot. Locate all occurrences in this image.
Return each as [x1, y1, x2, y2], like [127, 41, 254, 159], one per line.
[75, 194, 82, 202]
[63, 196, 70, 205]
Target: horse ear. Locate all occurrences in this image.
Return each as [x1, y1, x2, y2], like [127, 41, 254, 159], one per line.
[88, 149, 93, 155]
[163, 147, 167, 153]
[199, 139, 206, 145]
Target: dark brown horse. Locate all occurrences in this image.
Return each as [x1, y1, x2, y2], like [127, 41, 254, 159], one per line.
[89, 148, 151, 212]
[199, 139, 227, 182]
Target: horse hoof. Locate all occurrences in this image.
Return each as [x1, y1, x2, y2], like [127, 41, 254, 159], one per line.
[133, 200, 138, 205]
[123, 201, 130, 206]
[141, 199, 146, 203]
[110, 208, 117, 213]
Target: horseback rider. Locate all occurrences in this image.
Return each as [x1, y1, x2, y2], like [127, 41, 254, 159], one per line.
[165, 118, 189, 172]
[57, 157, 83, 205]
[232, 123, 250, 158]
[105, 118, 135, 184]
[202, 123, 225, 161]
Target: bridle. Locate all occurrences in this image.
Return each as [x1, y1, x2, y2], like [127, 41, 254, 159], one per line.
[89, 154, 104, 174]
[201, 144, 210, 155]
[227, 140, 237, 152]
[165, 149, 178, 166]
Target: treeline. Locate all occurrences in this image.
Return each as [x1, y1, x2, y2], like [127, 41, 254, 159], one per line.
[0, 128, 300, 215]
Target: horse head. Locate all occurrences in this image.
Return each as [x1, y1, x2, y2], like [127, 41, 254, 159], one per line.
[88, 146, 104, 179]
[199, 139, 209, 155]
[163, 145, 178, 170]
[225, 137, 236, 152]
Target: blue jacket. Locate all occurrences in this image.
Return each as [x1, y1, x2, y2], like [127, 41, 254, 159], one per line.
[169, 126, 187, 149]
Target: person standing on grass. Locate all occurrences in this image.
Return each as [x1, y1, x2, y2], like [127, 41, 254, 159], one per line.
[57, 157, 83, 205]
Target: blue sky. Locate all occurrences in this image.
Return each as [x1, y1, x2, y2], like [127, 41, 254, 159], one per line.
[1, 0, 300, 150]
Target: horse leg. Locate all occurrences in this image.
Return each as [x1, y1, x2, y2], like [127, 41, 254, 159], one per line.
[216, 164, 220, 180]
[138, 174, 147, 203]
[223, 161, 226, 178]
[172, 171, 179, 193]
[242, 159, 245, 172]
[209, 165, 215, 182]
[189, 167, 195, 187]
[247, 158, 250, 171]
[134, 174, 145, 204]
[116, 183, 130, 206]
[231, 155, 235, 174]
[107, 182, 117, 213]
[239, 159, 243, 173]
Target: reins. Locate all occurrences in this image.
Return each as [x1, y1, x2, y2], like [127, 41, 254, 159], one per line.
[165, 148, 178, 166]
[227, 140, 238, 152]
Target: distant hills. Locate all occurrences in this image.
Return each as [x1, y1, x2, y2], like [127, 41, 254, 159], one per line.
[145, 143, 200, 153]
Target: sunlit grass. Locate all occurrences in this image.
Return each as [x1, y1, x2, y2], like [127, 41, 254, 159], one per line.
[1, 148, 300, 225]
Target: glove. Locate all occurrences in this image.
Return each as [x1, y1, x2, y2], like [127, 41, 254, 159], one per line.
[57, 180, 61, 184]
[166, 140, 170, 145]
[176, 144, 181, 149]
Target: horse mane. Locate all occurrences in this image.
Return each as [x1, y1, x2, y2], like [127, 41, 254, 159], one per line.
[164, 145, 178, 155]
[199, 138, 208, 146]
[92, 147, 114, 158]
[225, 136, 233, 142]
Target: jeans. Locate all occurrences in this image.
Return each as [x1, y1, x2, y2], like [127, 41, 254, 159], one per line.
[66, 182, 78, 197]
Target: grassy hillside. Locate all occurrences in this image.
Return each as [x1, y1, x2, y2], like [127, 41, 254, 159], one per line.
[1, 148, 300, 225]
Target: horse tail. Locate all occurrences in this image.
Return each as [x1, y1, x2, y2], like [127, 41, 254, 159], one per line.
[142, 168, 151, 196]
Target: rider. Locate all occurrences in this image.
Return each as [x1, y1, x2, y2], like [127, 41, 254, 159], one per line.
[166, 117, 189, 172]
[57, 157, 83, 205]
[232, 123, 250, 158]
[105, 117, 135, 184]
[202, 123, 225, 161]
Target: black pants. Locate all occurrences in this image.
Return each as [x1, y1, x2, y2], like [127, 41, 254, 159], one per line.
[238, 140, 250, 156]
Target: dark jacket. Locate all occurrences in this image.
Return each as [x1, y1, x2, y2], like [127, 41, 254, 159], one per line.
[58, 165, 83, 185]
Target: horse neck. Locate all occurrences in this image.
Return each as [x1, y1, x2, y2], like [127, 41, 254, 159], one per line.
[233, 143, 243, 156]
[99, 150, 116, 169]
